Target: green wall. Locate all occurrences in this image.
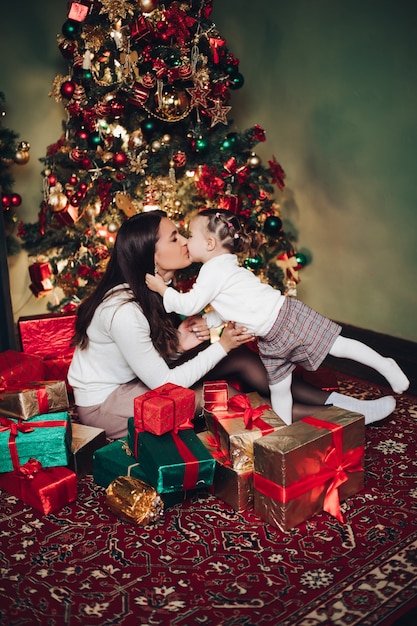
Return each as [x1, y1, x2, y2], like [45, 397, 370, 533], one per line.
[2, 1, 417, 341]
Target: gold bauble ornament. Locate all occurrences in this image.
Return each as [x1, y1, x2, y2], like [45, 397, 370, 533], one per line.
[48, 190, 69, 212]
[153, 86, 191, 122]
[138, 0, 158, 13]
[15, 141, 31, 165]
[247, 153, 261, 169]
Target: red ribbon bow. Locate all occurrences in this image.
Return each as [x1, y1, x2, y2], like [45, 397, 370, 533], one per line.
[228, 394, 275, 434]
[301, 416, 364, 521]
[0, 416, 34, 471]
[17, 458, 43, 480]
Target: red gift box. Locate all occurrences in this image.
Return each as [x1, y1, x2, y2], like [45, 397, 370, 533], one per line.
[54, 204, 79, 225]
[0, 350, 45, 386]
[29, 261, 52, 283]
[253, 407, 365, 531]
[18, 313, 76, 359]
[0, 459, 77, 514]
[129, 15, 153, 41]
[44, 356, 73, 391]
[134, 383, 195, 436]
[203, 380, 228, 411]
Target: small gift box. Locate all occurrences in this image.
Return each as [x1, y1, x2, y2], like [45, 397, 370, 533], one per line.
[69, 423, 106, 475]
[0, 412, 72, 473]
[29, 261, 52, 284]
[18, 313, 76, 359]
[93, 438, 192, 509]
[0, 350, 45, 386]
[253, 407, 365, 532]
[0, 380, 69, 420]
[203, 380, 228, 412]
[106, 476, 164, 526]
[198, 432, 253, 512]
[134, 383, 195, 436]
[128, 418, 215, 494]
[0, 459, 77, 515]
[204, 392, 286, 472]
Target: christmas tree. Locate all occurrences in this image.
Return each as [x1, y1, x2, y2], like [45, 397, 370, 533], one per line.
[0, 92, 30, 256]
[19, 0, 306, 313]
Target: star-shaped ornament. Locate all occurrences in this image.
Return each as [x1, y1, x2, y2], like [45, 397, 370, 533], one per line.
[208, 100, 232, 127]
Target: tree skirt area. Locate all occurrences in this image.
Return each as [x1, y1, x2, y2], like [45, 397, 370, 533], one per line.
[1, 375, 417, 626]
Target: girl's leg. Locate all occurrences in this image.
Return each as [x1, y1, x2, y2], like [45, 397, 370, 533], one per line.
[269, 374, 294, 425]
[329, 336, 409, 394]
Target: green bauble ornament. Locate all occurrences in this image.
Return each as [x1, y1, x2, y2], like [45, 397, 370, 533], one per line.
[243, 254, 263, 270]
[62, 20, 79, 40]
[141, 118, 156, 137]
[263, 215, 283, 237]
[229, 72, 245, 90]
[87, 131, 103, 149]
[195, 137, 208, 153]
[295, 252, 307, 267]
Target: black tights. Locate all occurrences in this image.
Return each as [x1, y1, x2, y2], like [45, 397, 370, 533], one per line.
[192, 346, 331, 422]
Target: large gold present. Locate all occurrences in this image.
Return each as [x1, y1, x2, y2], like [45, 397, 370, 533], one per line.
[253, 407, 365, 532]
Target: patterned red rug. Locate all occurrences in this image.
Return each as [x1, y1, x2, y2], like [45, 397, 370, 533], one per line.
[1, 374, 417, 626]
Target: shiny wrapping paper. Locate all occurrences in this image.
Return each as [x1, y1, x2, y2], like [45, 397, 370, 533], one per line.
[106, 476, 164, 526]
[127, 418, 215, 493]
[203, 380, 229, 411]
[0, 350, 45, 386]
[204, 392, 286, 472]
[69, 423, 106, 475]
[0, 411, 72, 473]
[253, 407, 365, 532]
[0, 380, 69, 420]
[0, 459, 77, 514]
[133, 383, 195, 436]
[44, 356, 73, 390]
[18, 313, 76, 359]
[93, 438, 194, 508]
[198, 432, 253, 512]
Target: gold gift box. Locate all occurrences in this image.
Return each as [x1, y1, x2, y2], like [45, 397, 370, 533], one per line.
[253, 406, 365, 532]
[198, 431, 253, 512]
[0, 380, 69, 420]
[106, 476, 164, 526]
[204, 392, 286, 473]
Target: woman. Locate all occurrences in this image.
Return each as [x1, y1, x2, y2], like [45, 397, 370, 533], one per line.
[68, 210, 394, 439]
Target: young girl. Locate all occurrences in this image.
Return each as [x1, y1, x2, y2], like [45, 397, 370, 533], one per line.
[146, 208, 409, 425]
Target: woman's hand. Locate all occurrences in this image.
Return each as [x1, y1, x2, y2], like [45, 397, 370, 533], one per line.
[219, 322, 255, 353]
[177, 315, 210, 353]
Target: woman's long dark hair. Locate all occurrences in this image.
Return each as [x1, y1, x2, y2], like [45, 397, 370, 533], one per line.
[72, 210, 179, 358]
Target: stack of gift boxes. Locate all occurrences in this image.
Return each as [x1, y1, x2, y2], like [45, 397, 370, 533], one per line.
[1, 311, 365, 529]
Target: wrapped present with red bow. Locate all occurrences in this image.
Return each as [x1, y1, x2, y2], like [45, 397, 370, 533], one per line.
[0, 380, 69, 420]
[0, 458, 77, 515]
[0, 350, 45, 386]
[253, 406, 365, 531]
[133, 383, 195, 436]
[0, 412, 72, 473]
[198, 431, 253, 512]
[204, 392, 286, 472]
[127, 418, 215, 494]
[203, 380, 228, 412]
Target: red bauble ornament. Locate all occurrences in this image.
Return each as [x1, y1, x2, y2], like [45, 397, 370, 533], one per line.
[1, 194, 10, 208]
[81, 157, 91, 169]
[69, 174, 78, 185]
[113, 152, 128, 167]
[76, 128, 89, 141]
[10, 193, 22, 207]
[48, 173, 57, 186]
[60, 80, 77, 99]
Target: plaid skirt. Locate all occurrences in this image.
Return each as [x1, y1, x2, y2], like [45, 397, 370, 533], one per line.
[258, 297, 342, 385]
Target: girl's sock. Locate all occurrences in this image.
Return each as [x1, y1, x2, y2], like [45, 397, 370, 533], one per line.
[325, 391, 396, 426]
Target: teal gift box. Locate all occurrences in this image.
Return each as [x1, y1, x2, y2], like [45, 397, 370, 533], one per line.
[93, 438, 195, 508]
[127, 418, 215, 493]
[0, 411, 72, 473]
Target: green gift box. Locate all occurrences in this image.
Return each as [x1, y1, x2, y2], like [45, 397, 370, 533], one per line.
[93, 437, 196, 508]
[0, 411, 72, 473]
[127, 418, 215, 493]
